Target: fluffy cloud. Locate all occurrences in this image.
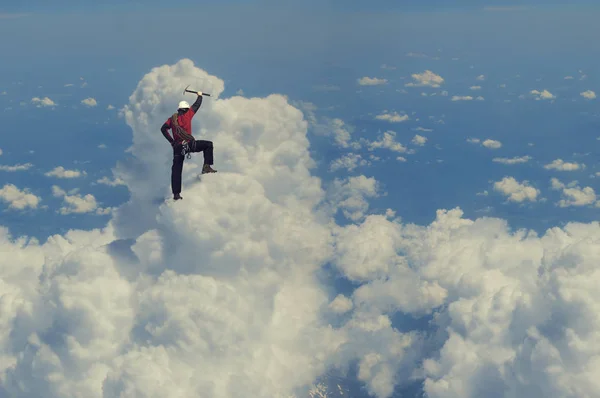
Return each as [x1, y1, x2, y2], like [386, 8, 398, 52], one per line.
[300, 105, 360, 149]
[544, 159, 583, 171]
[493, 176, 540, 202]
[412, 135, 427, 146]
[366, 131, 408, 153]
[581, 90, 596, 100]
[530, 89, 555, 100]
[96, 176, 126, 187]
[31, 96, 56, 107]
[405, 70, 444, 88]
[358, 77, 387, 86]
[52, 186, 109, 215]
[329, 153, 370, 172]
[550, 178, 598, 207]
[81, 97, 98, 107]
[45, 166, 86, 178]
[327, 118, 358, 149]
[0, 183, 41, 209]
[327, 175, 381, 222]
[482, 139, 502, 149]
[375, 112, 409, 123]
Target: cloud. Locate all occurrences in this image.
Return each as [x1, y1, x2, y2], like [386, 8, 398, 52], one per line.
[45, 166, 86, 178]
[328, 175, 381, 222]
[81, 97, 98, 107]
[327, 118, 358, 149]
[414, 127, 433, 132]
[412, 135, 427, 146]
[375, 111, 409, 123]
[10, 58, 600, 398]
[470, 86, 482, 90]
[550, 178, 598, 207]
[96, 176, 126, 187]
[328, 294, 353, 314]
[0, 183, 41, 209]
[0, 148, 2, 155]
[544, 159, 583, 171]
[476, 74, 485, 80]
[451, 96, 473, 101]
[405, 70, 444, 88]
[581, 90, 596, 100]
[31, 97, 57, 107]
[530, 89, 555, 100]
[493, 156, 532, 164]
[358, 77, 387, 86]
[107, 104, 115, 110]
[298, 103, 360, 149]
[493, 176, 540, 202]
[482, 139, 502, 149]
[366, 131, 408, 153]
[380, 64, 396, 70]
[51, 185, 109, 215]
[0, 163, 33, 172]
[329, 153, 370, 172]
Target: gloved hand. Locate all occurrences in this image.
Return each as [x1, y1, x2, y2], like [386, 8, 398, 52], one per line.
[197, 91, 203, 96]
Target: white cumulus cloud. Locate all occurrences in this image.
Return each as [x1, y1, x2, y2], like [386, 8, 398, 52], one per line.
[530, 89, 555, 100]
[550, 178, 598, 207]
[0, 183, 41, 209]
[405, 70, 444, 88]
[412, 135, 427, 146]
[45, 166, 86, 178]
[544, 159, 583, 171]
[329, 153, 370, 172]
[358, 77, 387, 86]
[52, 185, 109, 215]
[81, 97, 97, 107]
[581, 90, 596, 100]
[375, 111, 409, 123]
[493, 176, 540, 202]
[482, 139, 502, 149]
[31, 96, 56, 107]
[366, 131, 408, 153]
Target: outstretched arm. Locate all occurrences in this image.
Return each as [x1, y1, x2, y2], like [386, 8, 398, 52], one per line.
[161, 122, 174, 145]
[190, 94, 203, 113]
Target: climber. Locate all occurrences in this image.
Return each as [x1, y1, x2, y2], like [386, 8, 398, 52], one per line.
[160, 92, 217, 200]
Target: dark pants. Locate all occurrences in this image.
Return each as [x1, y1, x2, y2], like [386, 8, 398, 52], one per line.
[171, 140, 214, 195]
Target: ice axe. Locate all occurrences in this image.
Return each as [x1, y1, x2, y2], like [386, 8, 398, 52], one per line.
[184, 85, 211, 97]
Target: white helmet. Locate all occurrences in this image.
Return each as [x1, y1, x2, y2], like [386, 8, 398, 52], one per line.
[178, 100, 190, 109]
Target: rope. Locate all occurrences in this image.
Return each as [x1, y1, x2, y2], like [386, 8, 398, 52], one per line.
[171, 112, 194, 159]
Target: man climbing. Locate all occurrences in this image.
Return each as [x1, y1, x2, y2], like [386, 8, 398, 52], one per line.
[160, 92, 217, 200]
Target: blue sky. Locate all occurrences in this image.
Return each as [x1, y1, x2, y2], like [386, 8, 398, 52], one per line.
[2, 3, 600, 397]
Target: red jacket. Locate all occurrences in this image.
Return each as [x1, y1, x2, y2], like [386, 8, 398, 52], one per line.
[160, 96, 203, 144]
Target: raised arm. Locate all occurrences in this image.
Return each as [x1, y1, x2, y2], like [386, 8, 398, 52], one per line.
[190, 94, 203, 113]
